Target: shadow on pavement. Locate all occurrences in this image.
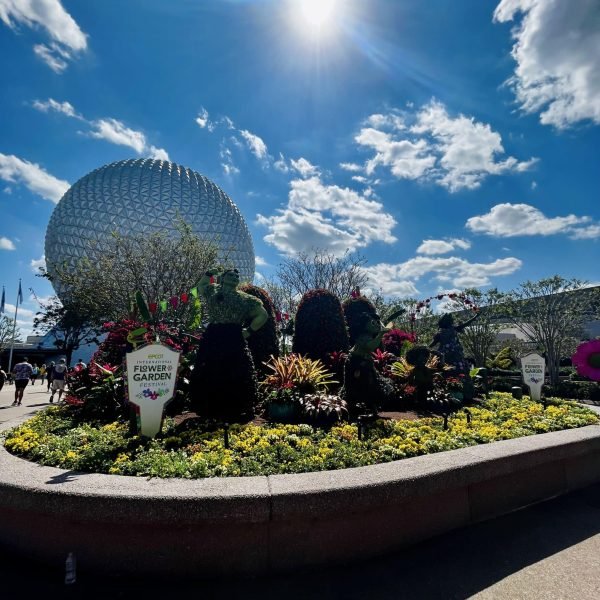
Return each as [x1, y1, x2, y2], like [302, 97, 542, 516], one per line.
[1, 483, 600, 598]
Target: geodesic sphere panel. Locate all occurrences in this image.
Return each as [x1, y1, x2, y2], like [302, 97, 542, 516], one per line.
[45, 159, 255, 298]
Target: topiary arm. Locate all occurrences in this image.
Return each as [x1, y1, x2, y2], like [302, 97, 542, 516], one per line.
[243, 301, 269, 339]
[197, 270, 218, 298]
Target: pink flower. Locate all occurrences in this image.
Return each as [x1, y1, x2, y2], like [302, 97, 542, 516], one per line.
[572, 340, 600, 382]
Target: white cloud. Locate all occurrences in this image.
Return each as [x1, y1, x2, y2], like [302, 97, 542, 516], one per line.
[0, 153, 69, 203]
[89, 118, 146, 153]
[339, 162, 363, 172]
[33, 43, 68, 72]
[4, 304, 35, 320]
[354, 100, 536, 192]
[30, 255, 46, 272]
[569, 224, 600, 240]
[32, 98, 169, 159]
[0, 236, 16, 250]
[410, 100, 538, 191]
[195, 107, 215, 132]
[32, 98, 79, 118]
[417, 238, 471, 255]
[239, 130, 268, 160]
[0, 0, 87, 72]
[35, 100, 170, 160]
[220, 145, 239, 176]
[148, 146, 169, 161]
[364, 112, 406, 130]
[466, 203, 592, 237]
[274, 153, 289, 173]
[364, 255, 522, 295]
[357, 128, 436, 179]
[257, 176, 396, 256]
[290, 157, 319, 178]
[255, 256, 268, 267]
[220, 116, 235, 129]
[494, 0, 600, 128]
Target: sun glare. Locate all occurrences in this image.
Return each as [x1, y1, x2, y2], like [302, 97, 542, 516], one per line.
[296, 0, 338, 34]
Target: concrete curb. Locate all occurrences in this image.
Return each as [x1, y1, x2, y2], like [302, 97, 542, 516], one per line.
[1, 407, 600, 576]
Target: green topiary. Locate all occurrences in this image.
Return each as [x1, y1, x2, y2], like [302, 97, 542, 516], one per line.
[293, 289, 349, 363]
[342, 296, 378, 345]
[239, 284, 280, 376]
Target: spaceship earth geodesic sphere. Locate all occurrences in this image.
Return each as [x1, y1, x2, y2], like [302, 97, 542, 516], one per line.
[45, 159, 255, 298]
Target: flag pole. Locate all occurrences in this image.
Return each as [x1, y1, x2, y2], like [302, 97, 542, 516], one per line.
[7, 279, 21, 374]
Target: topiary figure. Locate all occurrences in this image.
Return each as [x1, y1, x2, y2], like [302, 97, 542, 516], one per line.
[239, 283, 280, 376]
[293, 289, 349, 363]
[342, 296, 378, 345]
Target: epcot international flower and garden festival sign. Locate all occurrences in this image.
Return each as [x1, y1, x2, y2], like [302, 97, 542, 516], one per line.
[126, 343, 180, 438]
[521, 353, 545, 402]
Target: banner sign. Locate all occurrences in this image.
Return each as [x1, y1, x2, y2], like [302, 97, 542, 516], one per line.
[521, 353, 545, 402]
[126, 343, 180, 437]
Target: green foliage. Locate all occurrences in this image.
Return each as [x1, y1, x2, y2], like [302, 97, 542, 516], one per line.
[301, 393, 348, 424]
[135, 291, 151, 322]
[42, 218, 220, 326]
[293, 289, 349, 362]
[502, 277, 600, 385]
[5, 395, 597, 478]
[33, 296, 99, 366]
[239, 283, 279, 375]
[342, 296, 378, 345]
[543, 380, 600, 401]
[261, 354, 337, 394]
[486, 346, 514, 370]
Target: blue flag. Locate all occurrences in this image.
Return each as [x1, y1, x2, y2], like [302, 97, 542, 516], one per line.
[0, 287, 4, 313]
[17, 280, 23, 305]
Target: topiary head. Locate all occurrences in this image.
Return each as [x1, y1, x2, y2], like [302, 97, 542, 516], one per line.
[406, 345, 431, 367]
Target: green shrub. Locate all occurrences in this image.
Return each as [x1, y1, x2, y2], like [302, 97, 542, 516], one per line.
[543, 380, 600, 401]
[293, 289, 349, 362]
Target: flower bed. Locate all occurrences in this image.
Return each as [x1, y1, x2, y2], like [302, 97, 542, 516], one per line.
[3, 393, 598, 479]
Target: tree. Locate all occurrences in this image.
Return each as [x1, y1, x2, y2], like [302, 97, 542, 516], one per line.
[42, 220, 221, 326]
[275, 249, 368, 301]
[0, 315, 22, 357]
[261, 277, 299, 318]
[502, 277, 600, 385]
[33, 297, 99, 367]
[446, 288, 507, 367]
[392, 299, 439, 345]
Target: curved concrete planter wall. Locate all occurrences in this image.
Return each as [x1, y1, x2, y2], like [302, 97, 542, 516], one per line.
[2, 415, 600, 577]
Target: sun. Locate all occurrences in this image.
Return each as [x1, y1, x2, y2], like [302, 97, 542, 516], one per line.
[294, 0, 339, 36]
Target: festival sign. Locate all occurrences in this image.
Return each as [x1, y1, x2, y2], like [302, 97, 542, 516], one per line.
[521, 353, 545, 402]
[126, 343, 180, 437]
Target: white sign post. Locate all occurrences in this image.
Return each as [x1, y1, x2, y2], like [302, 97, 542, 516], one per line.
[521, 353, 545, 402]
[126, 343, 180, 437]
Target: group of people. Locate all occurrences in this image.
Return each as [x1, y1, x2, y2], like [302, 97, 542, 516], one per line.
[1, 357, 87, 407]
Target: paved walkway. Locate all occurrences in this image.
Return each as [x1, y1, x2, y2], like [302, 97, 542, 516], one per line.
[0, 378, 54, 424]
[1, 383, 600, 597]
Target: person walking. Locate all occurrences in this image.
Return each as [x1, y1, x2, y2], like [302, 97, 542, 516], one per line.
[38, 363, 46, 384]
[46, 361, 55, 392]
[50, 359, 68, 403]
[30, 364, 39, 385]
[12, 357, 33, 406]
[75, 358, 87, 370]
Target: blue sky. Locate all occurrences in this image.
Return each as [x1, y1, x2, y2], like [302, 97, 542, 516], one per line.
[1, 0, 599, 335]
